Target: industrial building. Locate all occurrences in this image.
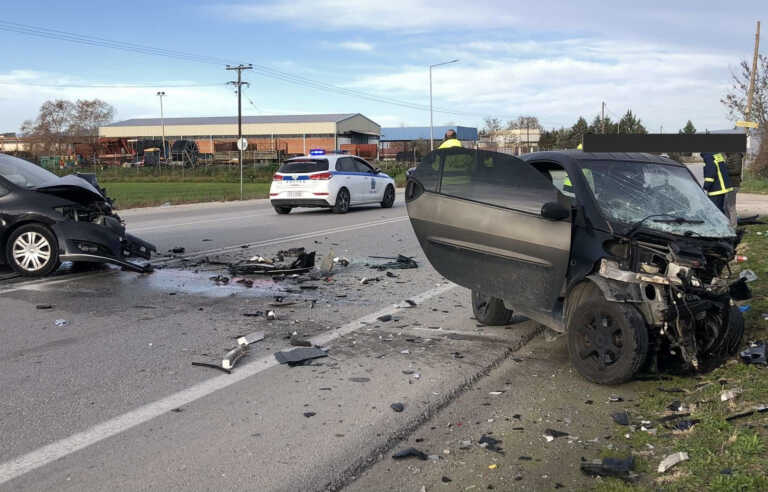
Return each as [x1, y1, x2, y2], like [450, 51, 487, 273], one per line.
[99, 113, 380, 158]
[379, 125, 478, 160]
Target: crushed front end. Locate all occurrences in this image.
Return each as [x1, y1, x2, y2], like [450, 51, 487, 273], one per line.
[597, 234, 745, 371]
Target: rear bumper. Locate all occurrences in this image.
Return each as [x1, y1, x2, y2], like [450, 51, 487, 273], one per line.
[271, 199, 332, 208]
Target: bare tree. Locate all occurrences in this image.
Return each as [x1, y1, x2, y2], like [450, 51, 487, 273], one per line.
[70, 99, 115, 141]
[481, 116, 503, 137]
[507, 115, 542, 131]
[721, 54, 767, 127]
[22, 99, 74, 153]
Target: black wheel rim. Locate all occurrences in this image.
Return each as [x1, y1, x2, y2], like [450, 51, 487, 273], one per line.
[385, 187, 394, 203]
[576, 311, 624, 369]
[339, 190, 349, 210]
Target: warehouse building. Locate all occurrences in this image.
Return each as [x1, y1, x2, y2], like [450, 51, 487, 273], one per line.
[379, 125, 478, 160]
[99, 113, 380, 157]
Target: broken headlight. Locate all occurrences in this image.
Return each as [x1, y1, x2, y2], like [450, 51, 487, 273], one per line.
[54, 206, 100, 223]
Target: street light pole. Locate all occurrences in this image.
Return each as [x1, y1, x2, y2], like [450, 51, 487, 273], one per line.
[429, 59, 459, 151]
[227, 64, 253, 200]
[156, 91, 166, 163]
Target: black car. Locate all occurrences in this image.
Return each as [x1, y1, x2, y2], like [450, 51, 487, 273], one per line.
[406, 148, 745, 384]
[0, 153, 156, 277]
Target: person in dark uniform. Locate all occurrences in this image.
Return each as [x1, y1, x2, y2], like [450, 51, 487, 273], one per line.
[700, 152, 734, 215]
[724, 152, 743, 227]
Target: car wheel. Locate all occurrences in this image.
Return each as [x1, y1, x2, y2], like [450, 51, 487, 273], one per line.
[567, 299, 648, 385]
[471, 290, 513, 325]
[6, 224, 60, 277]
[332, 188, 350, 214]
[273, 206, 292, 215]
[381, 185, 395, 208]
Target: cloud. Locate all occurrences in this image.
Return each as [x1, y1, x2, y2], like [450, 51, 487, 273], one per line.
[346, 39, 738, 130]
[337, 41, 374, 52]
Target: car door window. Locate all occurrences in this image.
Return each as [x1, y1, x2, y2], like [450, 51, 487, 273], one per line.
[336, 157, 357, 173]
[0, 182, 8, 197]
[436, 148, 560, 214]
[353, 158, 374, 174]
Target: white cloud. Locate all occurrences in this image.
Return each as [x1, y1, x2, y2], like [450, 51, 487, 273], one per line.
[337, 41, 374, 52]
[346, 39, 738, 130]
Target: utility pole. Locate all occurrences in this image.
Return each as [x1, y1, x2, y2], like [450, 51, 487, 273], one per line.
[429, 59, 459, 151]
[156, 91, 166, 163]
[601, 101, 606, 134]
[227, 64, 253, 200]
[745, 21, 761, 123]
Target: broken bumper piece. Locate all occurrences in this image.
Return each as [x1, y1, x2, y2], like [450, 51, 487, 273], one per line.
[54, 222, 157, 273]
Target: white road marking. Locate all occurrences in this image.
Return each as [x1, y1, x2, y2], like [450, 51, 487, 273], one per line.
[0, 215, 409, 295]
[0, 282, 456, 486]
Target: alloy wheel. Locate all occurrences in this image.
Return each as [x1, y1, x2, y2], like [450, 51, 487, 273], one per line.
[12, 231, 52, 272]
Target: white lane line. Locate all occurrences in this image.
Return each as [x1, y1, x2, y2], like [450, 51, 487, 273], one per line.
[0, 282, 456, 486]
[129, 210, 275, 233]
[0, 215, 409, 295]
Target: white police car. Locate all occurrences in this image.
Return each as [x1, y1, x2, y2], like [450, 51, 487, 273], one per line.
[269, 150, 396, 214]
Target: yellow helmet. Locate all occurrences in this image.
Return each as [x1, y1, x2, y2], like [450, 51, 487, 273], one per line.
[577, 143, 583, 150]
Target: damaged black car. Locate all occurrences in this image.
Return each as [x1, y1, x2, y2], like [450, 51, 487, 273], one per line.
[406, 148, 745, 384]
[0, 153, 156, 277]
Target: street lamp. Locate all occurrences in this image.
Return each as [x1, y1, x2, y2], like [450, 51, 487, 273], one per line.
[429, 59, 458, 151]
[156, 91, 166, 162]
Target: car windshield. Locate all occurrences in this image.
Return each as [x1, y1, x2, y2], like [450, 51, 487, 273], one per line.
[579, 159, 733, 238]
[278, 159, 329, 173]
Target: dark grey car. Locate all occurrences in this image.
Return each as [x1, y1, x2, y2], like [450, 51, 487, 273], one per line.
[406, 148, 744, 384]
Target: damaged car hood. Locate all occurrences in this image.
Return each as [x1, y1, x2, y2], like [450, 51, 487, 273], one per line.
[34, 174, 105, 204]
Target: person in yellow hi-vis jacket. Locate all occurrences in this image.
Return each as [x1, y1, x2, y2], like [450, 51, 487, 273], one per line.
[700, 152, 734, 215]
[438, 129, 462, 149]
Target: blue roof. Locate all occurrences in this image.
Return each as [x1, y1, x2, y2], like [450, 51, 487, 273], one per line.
[380, 126, 478, 142]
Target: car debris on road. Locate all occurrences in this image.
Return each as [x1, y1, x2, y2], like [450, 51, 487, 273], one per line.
[658, 451, 689, 473]
[274, 347, 328, 366]
[740, 341, 767, 365]
[580, 456, 637, 481]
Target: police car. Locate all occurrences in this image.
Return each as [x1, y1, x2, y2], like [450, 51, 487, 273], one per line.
[269, 150, 396, 214]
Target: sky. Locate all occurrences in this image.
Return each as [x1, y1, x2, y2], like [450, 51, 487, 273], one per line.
[0, 1, 763, 134]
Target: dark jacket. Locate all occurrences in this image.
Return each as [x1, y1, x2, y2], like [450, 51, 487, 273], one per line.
[700, 152, 733, 196]
[726, 152, 743, 187]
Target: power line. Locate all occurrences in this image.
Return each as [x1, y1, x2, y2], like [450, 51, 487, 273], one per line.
[0, 81, 226, 89]
[0, 20, 524, 120]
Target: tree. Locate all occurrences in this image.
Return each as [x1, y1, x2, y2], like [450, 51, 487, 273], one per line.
[21, 99, 74, 153]
[721, 54, 767, 127]
[569, 116, 588, 148]
[481, 116, 503, 137]
[507, 115, 542, 131]
[680, 120, 697, 134]
[70, 99, 115, 139]
[617, 109, 647, 134]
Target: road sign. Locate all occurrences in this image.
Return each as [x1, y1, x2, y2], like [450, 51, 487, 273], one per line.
[237, 138, 248, 151]
[736, 120, 759, 129]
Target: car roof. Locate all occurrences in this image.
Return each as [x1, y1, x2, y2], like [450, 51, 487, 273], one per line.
[522, 150, 684, 167]
[286, 152, 359, 163]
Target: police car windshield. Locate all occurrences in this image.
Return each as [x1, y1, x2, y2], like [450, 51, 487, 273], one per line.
[278, 159, 329, 174]
[580, 160, 733, 238]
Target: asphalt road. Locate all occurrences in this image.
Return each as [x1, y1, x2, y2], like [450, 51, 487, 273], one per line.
[0, 195, 544, 491]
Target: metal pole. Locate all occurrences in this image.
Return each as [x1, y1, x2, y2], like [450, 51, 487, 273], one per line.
[227, 64, 253, 200]
[601, 101, 605, 134]
[429, 65, 433, 151]
[157, 91, 166, 163]
[428, 59, 459, 151]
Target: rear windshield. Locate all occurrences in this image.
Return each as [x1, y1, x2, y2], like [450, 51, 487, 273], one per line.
[278, 159, 329, 173]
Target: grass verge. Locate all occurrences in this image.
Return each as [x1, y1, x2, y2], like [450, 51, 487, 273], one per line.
[740, 177, 768, 194]
[105, 182, 271, 209]
[594, 219, 768, 492]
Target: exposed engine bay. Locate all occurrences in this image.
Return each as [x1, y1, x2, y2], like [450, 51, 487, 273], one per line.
[597, 233, 745, 371]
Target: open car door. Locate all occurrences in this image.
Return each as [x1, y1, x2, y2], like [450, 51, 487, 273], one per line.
[405, 148, 572, 319]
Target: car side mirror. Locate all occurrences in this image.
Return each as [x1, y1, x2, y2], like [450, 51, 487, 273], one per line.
[374, 168, 381, 174]
[541, 201, 569, 221]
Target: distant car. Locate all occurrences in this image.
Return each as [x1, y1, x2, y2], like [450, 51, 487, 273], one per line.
[406, 148, 744, 384]
[269, 150, 396, 214]
[0, 153, 156, 277]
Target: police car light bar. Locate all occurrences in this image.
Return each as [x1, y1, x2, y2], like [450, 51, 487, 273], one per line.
[309, 149, 326, 155]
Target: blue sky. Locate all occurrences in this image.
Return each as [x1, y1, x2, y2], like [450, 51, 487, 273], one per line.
[0, 1, 763, 133]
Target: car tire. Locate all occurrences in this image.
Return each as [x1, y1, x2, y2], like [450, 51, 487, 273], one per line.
[471, 290, 513, 325]
[567, 299, 648, 385]
[332, 188, 350, 214]
[6, 224, 60, 277]
[381, 185, 395, 208]
[723, 305, 745, 356]
[273, 206, 292, 215]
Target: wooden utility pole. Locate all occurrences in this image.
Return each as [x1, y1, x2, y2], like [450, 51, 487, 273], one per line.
[227, 64, 253, 200]
[745, 21, 761, 122]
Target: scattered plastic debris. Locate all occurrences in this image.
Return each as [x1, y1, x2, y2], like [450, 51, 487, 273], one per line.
[544, 429, 569, 439]
[169, 247, 185, 254]
[740, 341, 767, 365]
[368, 254, 418, 271]
[478, 435, 503, 454]
[303, 412, 316, 418]
[671, 419, 700, 431]
[608, 395, 624, 402]
[237, 331, 265, 347]
[274, 347, 328, 366]
[222, 345, 247, 370]
[349, 377, 371, 383]
[720, 388, 742, 402]
[612, 412, 630, 426]
[580, 456, 636, 481]
[658, 452, 689, 473]
[739, 305, 752, 313]
[36, 304, 53, 310]
[391, 402, 405, 412]
[54, 319, 69, 327]
[290, 335, 312, 347]
[740, 269, 759, 283]
[266, 310, 277, 321]
[392, 448, 428, 460]
[377, 314, 393, 322]
[488, 464, 498, 470]
[441, 476, 452, 483]
[333, 257, 350, 267]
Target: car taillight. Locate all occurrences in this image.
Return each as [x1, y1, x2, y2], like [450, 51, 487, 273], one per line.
[310, 172, 332, 180]
[273, 174, 283, 181]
